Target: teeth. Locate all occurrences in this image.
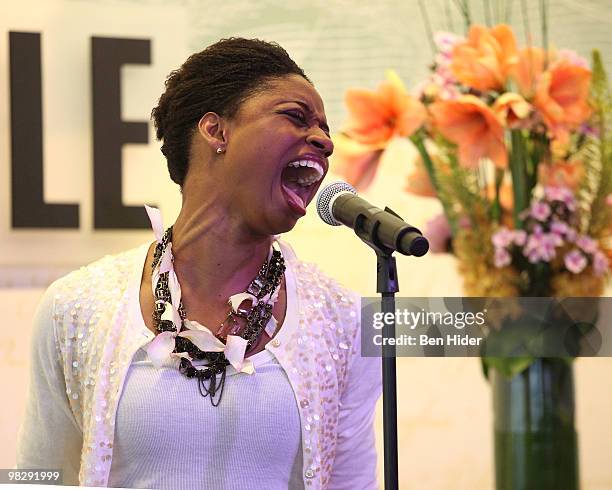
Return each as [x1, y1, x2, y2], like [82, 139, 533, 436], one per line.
[297, 176, 318, 185]
[287, 159, 324, 180]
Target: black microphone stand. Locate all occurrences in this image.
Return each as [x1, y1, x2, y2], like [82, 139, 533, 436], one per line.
[351, 208, 403, 490]
[377, 250, 399, 490]
[336, 196, 428, 490]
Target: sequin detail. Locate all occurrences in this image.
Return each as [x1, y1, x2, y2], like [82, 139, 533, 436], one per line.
[53, 247, 152, 486]
[51, 243, 361, 489]
[272, 259, 359, 488]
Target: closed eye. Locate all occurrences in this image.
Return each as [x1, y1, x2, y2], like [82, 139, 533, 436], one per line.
[283, 109, 329, 138]
[285, 110, 307, 124]
[283, 110, 330, 137]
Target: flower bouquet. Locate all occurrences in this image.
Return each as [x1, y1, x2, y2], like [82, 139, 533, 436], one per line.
[332, 8, 610, 489]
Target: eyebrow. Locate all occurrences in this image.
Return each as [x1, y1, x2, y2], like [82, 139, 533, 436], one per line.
[278, 99, 330, 134]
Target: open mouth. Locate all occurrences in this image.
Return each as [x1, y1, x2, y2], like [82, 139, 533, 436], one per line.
[280, 159, 325, 216]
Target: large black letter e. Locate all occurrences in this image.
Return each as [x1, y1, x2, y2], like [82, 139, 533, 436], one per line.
[92, 37, 151, 229]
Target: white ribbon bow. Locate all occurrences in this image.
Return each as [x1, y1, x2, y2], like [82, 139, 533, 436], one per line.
[144, 206, 255, 375]
[145, 311, 254, 374]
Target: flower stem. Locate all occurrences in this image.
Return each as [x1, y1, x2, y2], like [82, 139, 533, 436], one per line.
[453, 0, 472, 33]
[509, 129, 531, 229]
[410, 133, 458, 235]
[491, 167, 505, 223]
[418, 0, 437, 56]
[540, 0, 549, 68]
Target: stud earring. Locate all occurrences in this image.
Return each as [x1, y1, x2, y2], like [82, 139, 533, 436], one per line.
[216, 146, 225, 154]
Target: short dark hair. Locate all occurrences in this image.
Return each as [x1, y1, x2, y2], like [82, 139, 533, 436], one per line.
[151, 37, 310, 186]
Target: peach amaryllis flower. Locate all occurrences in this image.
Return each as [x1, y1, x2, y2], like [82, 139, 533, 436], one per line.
[538, 160, 585, 190]
[404, 158, 437, 197]
[331, 133, 384, 191]
[486, 182, 514, 211]
[533, 59, 592, 144]
[404, 152, 449, 197]
[492, 92, 532, 128]
[343, 70, 426, 145]
[511, 47, 546, 98]
[450, 24, 518, 92]
[430, 95, 507, 169]
[336, 70, 425, 190]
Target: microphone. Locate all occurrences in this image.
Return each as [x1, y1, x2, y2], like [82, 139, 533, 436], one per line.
[316, 181, 429, 257]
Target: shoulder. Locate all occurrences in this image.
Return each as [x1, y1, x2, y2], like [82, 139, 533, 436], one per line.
[294, 260, 359, 313]
[47, 244, 149, 328]
[53, 244, 148, 301]
[278, 240, 380, 398]
[27, 243, 145, 375]
[279, 239, 362, 374]
[279, 239, 360, 320]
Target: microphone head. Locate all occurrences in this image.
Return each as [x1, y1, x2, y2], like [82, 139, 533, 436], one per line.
[316, 181, 357, 226]
[409, 236, 429, 257]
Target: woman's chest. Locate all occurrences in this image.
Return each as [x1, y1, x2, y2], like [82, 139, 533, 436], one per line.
[113, 355, 301, 450]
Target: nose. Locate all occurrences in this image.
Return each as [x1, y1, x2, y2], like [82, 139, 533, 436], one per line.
[306, 129, 334, 158]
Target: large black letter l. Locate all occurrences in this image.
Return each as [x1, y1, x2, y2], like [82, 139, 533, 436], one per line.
[9, 31, 80, 228]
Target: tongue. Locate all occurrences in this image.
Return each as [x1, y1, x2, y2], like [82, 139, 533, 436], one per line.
[281, 182, 306, 216]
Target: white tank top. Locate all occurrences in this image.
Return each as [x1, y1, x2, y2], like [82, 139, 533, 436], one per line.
[108, 346, 304, 489]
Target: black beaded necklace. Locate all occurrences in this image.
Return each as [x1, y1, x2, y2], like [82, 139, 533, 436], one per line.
[151, 226, 285, 406]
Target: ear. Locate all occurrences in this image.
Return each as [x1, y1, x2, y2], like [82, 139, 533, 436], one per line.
[196, 112, 227, 152]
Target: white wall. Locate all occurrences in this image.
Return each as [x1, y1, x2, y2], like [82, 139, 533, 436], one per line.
[1, 1, 611, 488]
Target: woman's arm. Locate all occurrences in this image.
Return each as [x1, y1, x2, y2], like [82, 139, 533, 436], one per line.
[16, 282, 83, 485]
[328, 296, 382, 490]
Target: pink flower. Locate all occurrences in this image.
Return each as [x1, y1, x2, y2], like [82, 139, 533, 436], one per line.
[564, 249, 588, 274]
[513, 230, 527, 246]
[579, 123, 599, 138]
[593, 251, 610, 276]
[523, 229, 561, 263]
[575, 235, 599, 254]
[566, 227, 578, 242]
[494, 247, 512, 267]
[434, 31, 463, 54]
[530, 201, 552, 221]
[544, 186, 577, 211]
[557, 49, 590, 69]
[550, 220, 570, 237]
[418, 36, 462, 101]
[424, 214, 452, 253]
[492, 227, 514, 248]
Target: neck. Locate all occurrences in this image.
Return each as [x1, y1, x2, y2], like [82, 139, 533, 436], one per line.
[169, 199, 272, 303]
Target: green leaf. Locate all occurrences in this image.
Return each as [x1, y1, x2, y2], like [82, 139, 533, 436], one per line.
[509, 129, 532, 229]
[483, 356, 535, 378]
[583, 50, 612, 238]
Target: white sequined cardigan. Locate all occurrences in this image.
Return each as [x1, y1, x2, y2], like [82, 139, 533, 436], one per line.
[17, 240, 382, 489]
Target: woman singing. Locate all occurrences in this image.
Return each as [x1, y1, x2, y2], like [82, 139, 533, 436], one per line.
[17, 38, 382, 489]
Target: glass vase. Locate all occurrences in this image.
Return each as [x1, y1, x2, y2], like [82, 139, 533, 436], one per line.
[492, 358, 579, 490]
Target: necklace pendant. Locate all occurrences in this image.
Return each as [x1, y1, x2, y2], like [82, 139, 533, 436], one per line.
[234, 302, 252, 318]
[217, 313, 238, 340]
[247, 277, 265, 296]
[229, 318, 246, 336]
